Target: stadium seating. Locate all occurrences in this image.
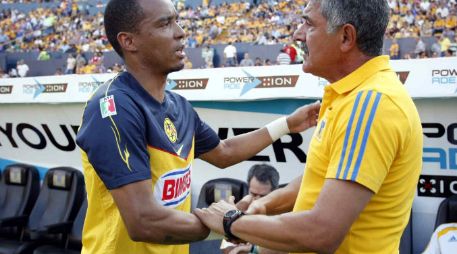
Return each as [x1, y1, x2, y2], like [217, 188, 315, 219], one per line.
[32, 197, 87, 254]
[434, 194, 457, 229]
[0, 166, 85, 254]
[0, 164, 40, 239]
[196, 178, 249, 208]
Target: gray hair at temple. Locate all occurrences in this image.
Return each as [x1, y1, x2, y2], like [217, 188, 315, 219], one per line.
[313, 0, 390, 56]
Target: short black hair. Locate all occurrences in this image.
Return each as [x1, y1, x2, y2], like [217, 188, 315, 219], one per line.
[247, 164, 280, 190]
[104, 0, 145, 58]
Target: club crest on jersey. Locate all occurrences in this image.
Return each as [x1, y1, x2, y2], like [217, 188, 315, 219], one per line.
[154, 165, 191, 208]
[100, 95, 117, 118]
[164, 117, 178, 143]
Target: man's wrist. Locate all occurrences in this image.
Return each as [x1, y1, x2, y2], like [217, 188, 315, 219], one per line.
[223, 210, 245, 241]
[265, 116, 290, 142]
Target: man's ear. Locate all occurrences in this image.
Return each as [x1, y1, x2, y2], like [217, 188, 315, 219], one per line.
[340, 24, 357, 53]
[117, 32, 137, 54]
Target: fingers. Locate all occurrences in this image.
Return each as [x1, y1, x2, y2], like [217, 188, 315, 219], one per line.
[236, 195, 254, 212]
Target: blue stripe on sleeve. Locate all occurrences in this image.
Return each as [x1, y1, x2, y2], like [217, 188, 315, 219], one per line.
[336, 91, 363, 179]
[342, 90, 373, 180]
[351, 92, 383, 181]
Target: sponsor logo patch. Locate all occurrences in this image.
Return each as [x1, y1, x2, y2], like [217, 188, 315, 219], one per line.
[100, 95, 117, 118]
[154, 165, 191, 208]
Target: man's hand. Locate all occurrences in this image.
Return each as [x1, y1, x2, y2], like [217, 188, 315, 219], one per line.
[235, 194, 254, 212]
[287, 100, 320, 133]
[194, 197, 237, 235]
[245, 199, 267, 215]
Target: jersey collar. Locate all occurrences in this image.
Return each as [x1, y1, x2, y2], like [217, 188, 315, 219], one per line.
[328, 55, 392, 95]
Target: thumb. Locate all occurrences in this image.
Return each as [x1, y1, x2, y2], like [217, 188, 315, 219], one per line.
[228, 195, 236, 205]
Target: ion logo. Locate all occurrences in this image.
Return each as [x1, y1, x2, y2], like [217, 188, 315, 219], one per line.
[418, 175, 457, 197]
[154, 165, 191, 208]
[0, 85, 13, 94]
[166, 79, 209, 90]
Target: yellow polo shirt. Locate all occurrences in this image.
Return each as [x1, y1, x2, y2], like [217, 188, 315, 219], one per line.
[293, 56, 422, 253]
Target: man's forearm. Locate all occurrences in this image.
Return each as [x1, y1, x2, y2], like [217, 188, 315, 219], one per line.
[134, 210, 209, 244]
[263, 176, 301, 215]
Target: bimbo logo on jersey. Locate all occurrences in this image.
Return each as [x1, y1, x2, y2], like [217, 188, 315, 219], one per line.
[154, 165, 191, 208]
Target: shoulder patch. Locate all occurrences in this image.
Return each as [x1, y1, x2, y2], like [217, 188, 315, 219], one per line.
[100, 95, 117, 118]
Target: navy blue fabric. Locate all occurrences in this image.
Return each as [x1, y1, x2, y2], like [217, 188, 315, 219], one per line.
[76, 72, 220, 190]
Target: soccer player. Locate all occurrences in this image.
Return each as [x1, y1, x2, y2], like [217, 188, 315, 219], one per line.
[75, 0, 320, 253]
[195, 0, 423, 253]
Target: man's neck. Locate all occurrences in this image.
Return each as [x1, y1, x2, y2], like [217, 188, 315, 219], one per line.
[324, 53, 374, 83]
[126, 65, 167, 103]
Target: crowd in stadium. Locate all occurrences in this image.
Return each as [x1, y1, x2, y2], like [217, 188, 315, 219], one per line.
[0, 0, 456, 77]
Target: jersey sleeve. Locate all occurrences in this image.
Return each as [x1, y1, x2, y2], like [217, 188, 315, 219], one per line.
[192, 109, 220, 158]
[326, 90, 408, 193]
[76, 91, 151, 189]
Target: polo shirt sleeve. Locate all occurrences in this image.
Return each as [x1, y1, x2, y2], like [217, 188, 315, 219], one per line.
[193, 109, 220, 158]
[326, 90, 408, 193]
[76, 91, 151, 189]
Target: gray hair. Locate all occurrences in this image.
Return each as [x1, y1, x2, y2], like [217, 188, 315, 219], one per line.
[314, 0, 389, 56]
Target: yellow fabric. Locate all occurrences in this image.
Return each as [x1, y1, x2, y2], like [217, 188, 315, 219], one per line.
[81, 144, 194, 254]
[293, 56, 422, 253]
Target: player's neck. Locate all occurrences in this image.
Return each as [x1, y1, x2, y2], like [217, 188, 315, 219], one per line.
[126, 65, 167, 103]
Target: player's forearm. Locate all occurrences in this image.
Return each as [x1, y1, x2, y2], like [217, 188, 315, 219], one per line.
[212, 128, 273, 168]
[263, 176, 301, 215]
[132, 211, 209, 244]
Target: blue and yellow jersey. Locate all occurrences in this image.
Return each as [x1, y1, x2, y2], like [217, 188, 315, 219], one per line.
[76, 72, 220, 254]
[293, 56, 423, 253]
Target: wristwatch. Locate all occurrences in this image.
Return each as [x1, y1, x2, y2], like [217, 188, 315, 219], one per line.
[223, 209, 245, 241]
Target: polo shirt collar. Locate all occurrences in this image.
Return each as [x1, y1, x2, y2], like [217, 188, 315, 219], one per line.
[329, 55, 391, 94]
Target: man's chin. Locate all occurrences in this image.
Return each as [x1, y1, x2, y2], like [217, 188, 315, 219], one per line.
[166, 63, 185, 75]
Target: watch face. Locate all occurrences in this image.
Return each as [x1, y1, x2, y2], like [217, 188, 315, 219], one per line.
[225, 210, 239, 218]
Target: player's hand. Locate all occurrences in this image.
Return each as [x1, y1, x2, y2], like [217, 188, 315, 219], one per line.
[194, 196, 237, 235]
[287, 100, 320, 133]
[245, 199, 267, 215]
[228, 243, 252, 254]
[236, 194, 254, 212]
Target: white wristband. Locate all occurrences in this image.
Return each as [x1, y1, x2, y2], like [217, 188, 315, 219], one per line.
[265, 116, 290, 142]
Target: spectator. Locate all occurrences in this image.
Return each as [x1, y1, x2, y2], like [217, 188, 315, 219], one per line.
[75, 53, 87, 74]
[414, 36, 426, 57]
[239, 52, 254, 66]
[54, 67, 63, 75]
[65, 54, 76, 74]
[389, 38, 400, 59]
[201, 44, 214, 68]
[283, 44, 297, 63]
[0, 67, 9, 78]
[254, 57, 263, 66]
[223, 41, 238, 66]
[431, 35, 442, 57]
[439, 34, 452, 56]
[276, 48, 291, 65]
[37, 47, 51, 61]
[16, 59, 29, 77]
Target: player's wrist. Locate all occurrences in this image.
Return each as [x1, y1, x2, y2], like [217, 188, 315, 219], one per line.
[265, 116, 290, 142]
